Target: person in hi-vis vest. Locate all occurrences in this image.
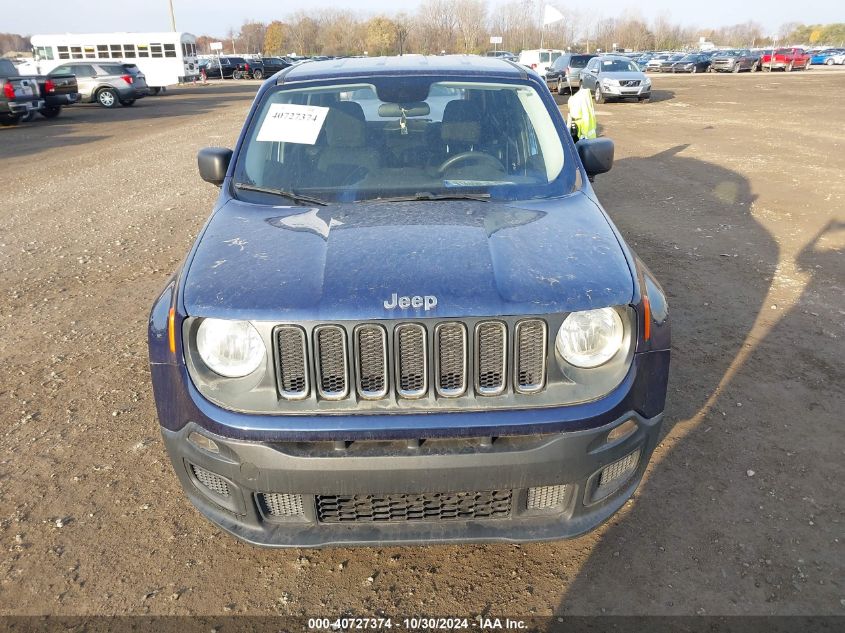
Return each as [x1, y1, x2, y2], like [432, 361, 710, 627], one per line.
[566, 88, 597, 141]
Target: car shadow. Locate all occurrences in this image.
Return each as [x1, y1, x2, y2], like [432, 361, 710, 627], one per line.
[546, 152, 845, 616]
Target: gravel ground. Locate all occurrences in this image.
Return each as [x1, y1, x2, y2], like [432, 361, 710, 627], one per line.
[0, 72, 842, 617]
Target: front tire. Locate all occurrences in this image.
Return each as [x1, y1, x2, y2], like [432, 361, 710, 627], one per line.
[556, 78, 564, 95]
[752, 61, 760, 72]
[786, 62, 794, 72]
[594, 85, 605, 104]
[825, 58, 834, 66]
[732, 62, 740, 73]
[96, 88, 118, 108]
[692, 65, 698, 74]
[150, 87, 162, 96]
[20, 110, 35, 123]
[232, 70, 242, 80]
[252, 69, 263, 80]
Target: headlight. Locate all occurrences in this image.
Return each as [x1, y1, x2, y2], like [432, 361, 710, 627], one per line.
[556, 307, 625, 368]
[196, 318, 265, 377]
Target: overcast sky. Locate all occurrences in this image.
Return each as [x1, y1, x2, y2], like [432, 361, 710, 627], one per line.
[4, 0, 842, 38]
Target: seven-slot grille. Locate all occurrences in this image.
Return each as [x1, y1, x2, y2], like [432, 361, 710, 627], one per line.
[273, 319, 548, 401]
[316, 490, 513, 523]
[620, 79, 641, 87]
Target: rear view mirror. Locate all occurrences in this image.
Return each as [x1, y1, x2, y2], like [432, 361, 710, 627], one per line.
[576, 137, 614, 177]
[378, 102, 431, 117]
[198, 147, 233, 185]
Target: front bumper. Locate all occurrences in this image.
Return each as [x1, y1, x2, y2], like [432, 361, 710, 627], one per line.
[600, 84, 651, 98]
[162, 411, 663, 547]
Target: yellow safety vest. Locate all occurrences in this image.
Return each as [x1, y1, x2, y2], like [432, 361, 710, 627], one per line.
[567, 88, 597, 140]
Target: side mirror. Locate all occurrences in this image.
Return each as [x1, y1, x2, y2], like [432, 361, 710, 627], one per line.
[197, 147, 233, 185]
[576, 137, 614, 177]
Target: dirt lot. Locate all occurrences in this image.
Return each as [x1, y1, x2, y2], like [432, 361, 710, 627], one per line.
[0, 70, 843, 618]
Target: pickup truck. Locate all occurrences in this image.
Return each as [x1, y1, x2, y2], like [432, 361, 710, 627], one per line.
[0, 58, 43, 126]
[761, 47, 811, 71]
[149, 56, 671, 547]
[0, 58, 78, 124]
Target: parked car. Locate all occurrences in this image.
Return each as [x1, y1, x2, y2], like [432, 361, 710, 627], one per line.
[0, 58, 43, 125]
[654, 54, 685, 72]
[49, 62, 148, 107]
[645, 53, 672, 71]
[519, 48, 565, 74]
[580, 55, 652, 103]
[258, 57, 292, 76]
[545, 53, 597, 94]
[200, 56, 245, 79]
[149, 55, 670, 548]
[811, 49, 845, 65]
[669, 54, 712, 74]
[710, 49, 760, 72]
[761, 48, 811, 71]
[485, 50, 518, 61]
[241, 58, 265, 80]
[1, 58, 78, 124]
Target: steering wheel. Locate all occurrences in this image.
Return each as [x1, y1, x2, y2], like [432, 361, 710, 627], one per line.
[436, 151, 505, 176]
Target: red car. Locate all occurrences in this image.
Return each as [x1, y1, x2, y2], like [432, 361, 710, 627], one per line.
[761, 48, 811, 71]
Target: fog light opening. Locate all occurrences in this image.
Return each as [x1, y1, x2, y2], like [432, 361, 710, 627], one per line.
[190, 464, 230, 497]
[607, 419, 638, 444]
[259, 492, 305, 517]
[595, 450, 640, 501]
[188, 431, 220, 454]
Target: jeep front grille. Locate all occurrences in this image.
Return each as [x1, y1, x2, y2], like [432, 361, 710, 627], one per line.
[514, 319, 547, 393]
[395, 323, 427, 398]
[314, 325, 349, 399]
[273, 318, 548, 402]
[276, 325, 309, 400]
[434, 323, 467, 397]
[316, 490, 512, 523]
[475, 321, 507, 395]
[355, 325, 388, 399]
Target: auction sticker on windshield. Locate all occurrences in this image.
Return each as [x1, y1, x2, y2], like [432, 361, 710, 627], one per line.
[256, 103, 330, 145]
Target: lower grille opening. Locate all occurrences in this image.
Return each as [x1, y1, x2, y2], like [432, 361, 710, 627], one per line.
[190, 464, 230, 497]
[317, 490, 512, 523]
[259, 492, 305, 517]
[527, 484, 569, 509]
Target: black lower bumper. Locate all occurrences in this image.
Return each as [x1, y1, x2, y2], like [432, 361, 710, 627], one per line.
[161, 411, 663, 547]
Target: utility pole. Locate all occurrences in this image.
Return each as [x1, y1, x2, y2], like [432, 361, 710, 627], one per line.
[168, 0, 176, 32]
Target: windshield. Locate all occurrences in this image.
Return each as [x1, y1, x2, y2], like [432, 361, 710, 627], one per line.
[599, 59, 638, 72]
[679, 55, 699, 62]
[570, 56, 592, 68]
[233, 78, 572, 204]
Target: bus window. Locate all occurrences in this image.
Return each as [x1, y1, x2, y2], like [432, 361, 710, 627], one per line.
[124, 44, 136, 58]
[138, 44, 149, 58]
[97, 44, 108, 57]
[57, 46, 69, 59]
[84, 45, 95, 58]
[70, 46, 83, 59]
[110, 44, 121, 58]
[164, 44, 176, 58]
[35, 46, 54, 60]
[151, 44, 163, 58]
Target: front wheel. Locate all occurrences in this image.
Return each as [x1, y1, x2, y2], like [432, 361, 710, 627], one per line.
[826, 58, 835, 66]
[150, 87, 161, 96]
[594, 85, 605, 104]
[20, 110, 35, 123]
[232, 70, 242, 80]
[786, 62, 794, 72]
[732, 62, 740, 73]
[752, 61, 760, 72]
[556, 78, 564, 95]
[804, 61, 810, 70]
[692, 66, 698, 74]
[252, 69, 263, 80]
[96, 88, 118, 108]
[39, 106, 62, 119]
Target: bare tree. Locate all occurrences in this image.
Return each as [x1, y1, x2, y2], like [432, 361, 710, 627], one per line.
[454, 0, 487, 53]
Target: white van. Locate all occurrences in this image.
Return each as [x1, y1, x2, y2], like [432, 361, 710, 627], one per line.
[518, 49, 565, 74]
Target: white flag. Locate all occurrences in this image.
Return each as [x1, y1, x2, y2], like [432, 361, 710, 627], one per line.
[543, 5, 564, 26]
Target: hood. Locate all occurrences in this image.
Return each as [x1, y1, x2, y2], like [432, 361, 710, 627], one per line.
[182, 193, 634, 321]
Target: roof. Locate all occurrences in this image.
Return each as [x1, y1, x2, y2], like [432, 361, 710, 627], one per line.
[283, 55, 529, 83]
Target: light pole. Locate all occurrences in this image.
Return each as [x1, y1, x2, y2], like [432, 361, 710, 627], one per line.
[168, 0, 176, 32]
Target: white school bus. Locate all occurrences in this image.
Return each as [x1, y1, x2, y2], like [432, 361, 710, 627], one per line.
[23, 32, 199, 93]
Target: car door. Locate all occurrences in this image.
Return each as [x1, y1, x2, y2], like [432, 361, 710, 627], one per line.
[71, 64, 97, 99]
[546, 55, 566, 84]
[580, 58, 597, 90]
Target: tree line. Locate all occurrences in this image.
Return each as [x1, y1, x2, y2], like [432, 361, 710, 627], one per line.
[195, 2, 845, 57]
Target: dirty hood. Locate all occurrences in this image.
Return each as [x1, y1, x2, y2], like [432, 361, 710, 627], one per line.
[182, 193, 634, 321]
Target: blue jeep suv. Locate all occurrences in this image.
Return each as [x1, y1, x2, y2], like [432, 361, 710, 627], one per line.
[148, 55, 670, 547]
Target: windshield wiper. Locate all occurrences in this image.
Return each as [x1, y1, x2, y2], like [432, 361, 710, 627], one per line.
[367, 192, 491, 203]
[234, 182, 328, 206]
